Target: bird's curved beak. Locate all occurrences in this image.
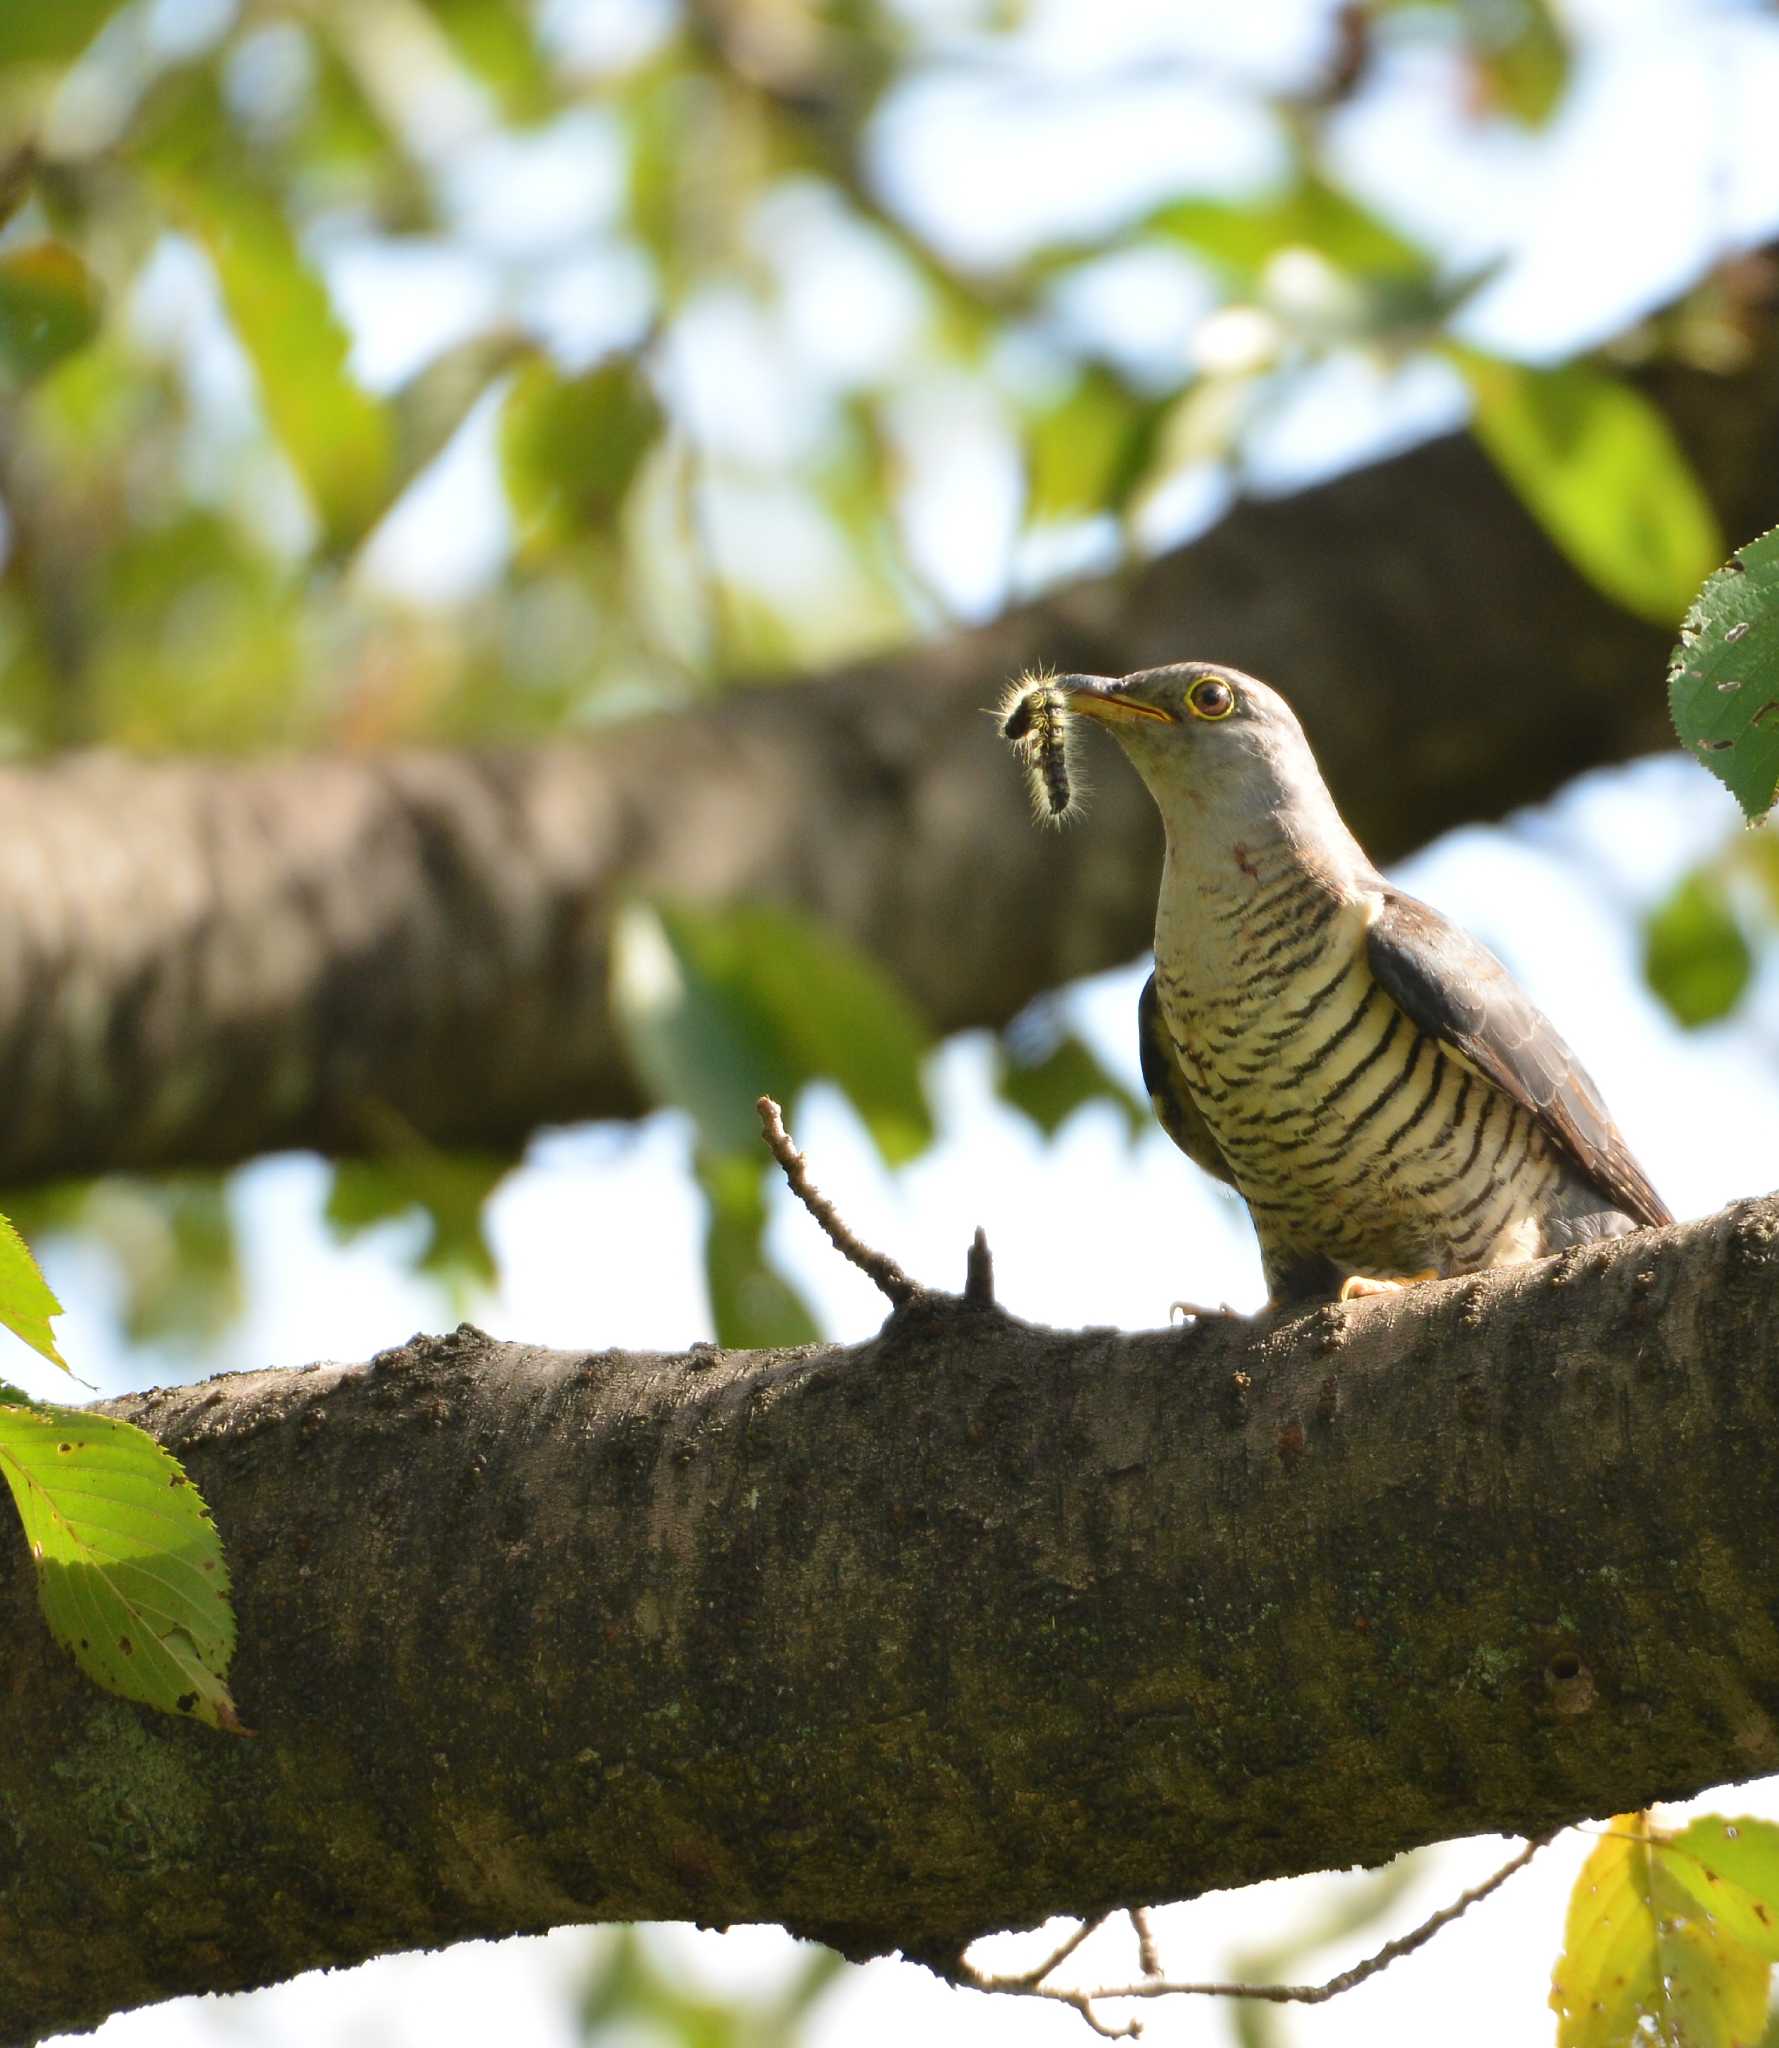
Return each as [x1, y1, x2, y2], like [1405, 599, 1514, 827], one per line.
[1056, 676, 1174, 727]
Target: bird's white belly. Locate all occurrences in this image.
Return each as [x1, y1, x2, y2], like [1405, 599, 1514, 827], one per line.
[1155, 925, 1561, 1284]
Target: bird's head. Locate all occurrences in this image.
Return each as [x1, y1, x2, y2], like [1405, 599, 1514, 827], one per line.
[1055, 662, 1370, 880]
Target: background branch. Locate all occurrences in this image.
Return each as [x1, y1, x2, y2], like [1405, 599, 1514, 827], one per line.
[0, 289, 1774, 1185]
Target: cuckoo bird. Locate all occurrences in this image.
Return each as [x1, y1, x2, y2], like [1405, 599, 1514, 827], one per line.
[1041, 662, 1671, 1306]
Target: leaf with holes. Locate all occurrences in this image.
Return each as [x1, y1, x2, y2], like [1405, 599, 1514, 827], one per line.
[1660, 1818, 1779, 1962]
[1550, 1813, 1771, 2048]
[0, 1211, 66, 1371]
[1669, 527, 1779, 821]
[0, 1404, 243, 1731]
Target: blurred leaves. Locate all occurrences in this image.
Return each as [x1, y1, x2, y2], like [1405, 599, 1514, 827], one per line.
[1024, 369, 1162, 522]
[1642, 872, 1753, 1030]
[326, 1132, 506, 1296]
[3, 1175, 243, 1353]
[1150, 174, 1429, 290]
[611, 899, 930, 1347]
[697, 1150, 820, 1349]
[500, 357, 663, 552]
[0, 243, 101, 389]
[1455, 350, 1723, 626]
[1371, 0, 1571, 126]
[0, 1, 131, 65]
[611, 900, 932, 1166]
[158, 172, 394, 548]
[1669, 527, 1779, 822]
[578, 1926, 847, 2048]
[998, 1026, 1148, 1140]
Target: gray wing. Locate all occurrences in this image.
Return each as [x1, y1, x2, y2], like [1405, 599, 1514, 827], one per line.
[1138, 971, 1236, 1188]
[1366, 891, 1671, 1230]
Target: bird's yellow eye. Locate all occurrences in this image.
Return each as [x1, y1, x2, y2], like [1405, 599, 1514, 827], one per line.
[1187, 676, 1236, 720]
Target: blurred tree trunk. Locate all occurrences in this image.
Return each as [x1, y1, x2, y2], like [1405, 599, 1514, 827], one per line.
[0, 315, 1775, 1182]
[4, 1194, 1776, 2042]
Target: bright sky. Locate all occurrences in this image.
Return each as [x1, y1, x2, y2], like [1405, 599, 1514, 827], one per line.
[28, 0, 1779, 2044]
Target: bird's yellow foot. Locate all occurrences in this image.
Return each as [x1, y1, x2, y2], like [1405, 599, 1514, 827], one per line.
[1337, 1268, 1440, 1302]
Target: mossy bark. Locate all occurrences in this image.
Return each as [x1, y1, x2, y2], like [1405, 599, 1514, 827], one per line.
[2, 1196, 1776, 2042]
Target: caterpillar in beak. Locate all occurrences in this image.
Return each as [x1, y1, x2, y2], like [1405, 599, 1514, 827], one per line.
[998, 672, 1083, 826]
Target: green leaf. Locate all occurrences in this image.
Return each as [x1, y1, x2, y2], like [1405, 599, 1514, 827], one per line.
[1149, 174, 1429, 286]
[1474, 0, 1570, 126]
[0, 243, 102, 390]
[1662, 1818, 1779, 1962]
[1641, 871, 1753, 1028]
[157, 172, 393, 547]
[698, 1152, 821, 1350]
[0, 1403, 243, 1730]
[0, 1211, 66, 1371]
[1551, 1814, 1772, 2048]
[1454, 350, 1723, 626]
[1372, 0, 1570, 125]
[326, 1140, 505, 1290]
[1024, 370, 1162, 521]
[415, 0, 553, 121]
[500, 357, 662, 550]
[1669, 527, 1779, 821]
[610, 900, 932, 1168]
[0, 0, 131, 62]
[999, 1031, 1148, 1140]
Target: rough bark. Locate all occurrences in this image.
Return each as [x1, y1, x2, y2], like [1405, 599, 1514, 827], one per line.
[5, 1194, 1778, 2044]
[0, 286, 1776, 1183]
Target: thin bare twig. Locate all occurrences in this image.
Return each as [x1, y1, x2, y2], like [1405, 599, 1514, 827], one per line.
[755, 1096, 919, 1307]
[1129, 1907, 1162, 1980]
[959, 1834, 1554, 2037]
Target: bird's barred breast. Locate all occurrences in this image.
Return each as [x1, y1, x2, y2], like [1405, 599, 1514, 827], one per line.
[1155, 876, 1562, 1282]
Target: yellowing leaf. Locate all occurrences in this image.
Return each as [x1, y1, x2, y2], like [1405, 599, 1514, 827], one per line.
[1662, 1818, 1779, 1963]
[0, 1404, 243, 1731]
[1551, 1814, 1772, 2048]
[0, 1211, 66, 1370]
[1552, 1815, 1663, 2048]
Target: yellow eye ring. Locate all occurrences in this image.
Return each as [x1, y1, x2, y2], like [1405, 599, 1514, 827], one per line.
[1188, 676, 1236, 720]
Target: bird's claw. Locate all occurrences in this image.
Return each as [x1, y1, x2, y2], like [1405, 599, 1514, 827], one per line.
[1336, 1268, 1440, 1302]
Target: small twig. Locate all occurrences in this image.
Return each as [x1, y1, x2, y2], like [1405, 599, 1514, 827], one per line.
[958, 1834, 1553, 2036]
[999, 1914, 1112, 1991]
[964, 1225, 996, 1304]
[755, 1096, 919, 1307]
[1129, 1907, 1162, 1979]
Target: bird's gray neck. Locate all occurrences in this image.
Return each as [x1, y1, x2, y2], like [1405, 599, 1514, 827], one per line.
[1154, 790, 1378, 995]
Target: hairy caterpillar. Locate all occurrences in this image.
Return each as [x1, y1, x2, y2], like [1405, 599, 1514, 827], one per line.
[998, 671, 1083, 826]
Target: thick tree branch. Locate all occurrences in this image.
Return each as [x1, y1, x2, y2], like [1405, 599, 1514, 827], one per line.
[0, 270, 1775, 1182]
[5, 1194, 1778, 2043]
